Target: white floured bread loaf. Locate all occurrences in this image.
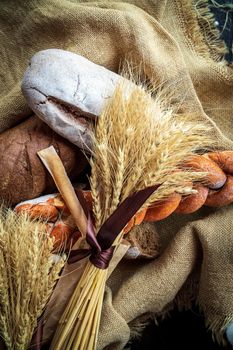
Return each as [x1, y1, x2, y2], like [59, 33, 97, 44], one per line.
[22, 49, 123, 151]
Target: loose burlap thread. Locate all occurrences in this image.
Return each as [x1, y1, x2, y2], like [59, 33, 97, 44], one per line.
[1, 1, 233, 349]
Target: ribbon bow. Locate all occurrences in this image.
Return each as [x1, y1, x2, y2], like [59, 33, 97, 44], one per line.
[68, 185, 158, 269]
[30, 185, 159, 350]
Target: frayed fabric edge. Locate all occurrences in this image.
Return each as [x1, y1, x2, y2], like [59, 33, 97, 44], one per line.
[127, 277, 233, 347]
[194, 0, 228, 62]
[127, 308, 233, 347]
[127, 313, 155, 346]
[199, 305, 233, 345]
[174, 0, 229, 63]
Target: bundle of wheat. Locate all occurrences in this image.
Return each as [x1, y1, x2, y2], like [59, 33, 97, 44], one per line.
[41, 80, 215, 350]
[0, 207, 65, 350]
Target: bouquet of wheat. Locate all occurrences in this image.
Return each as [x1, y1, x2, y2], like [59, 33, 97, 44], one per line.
[38, 79, 214, 350]
[0, 206, 65, 350]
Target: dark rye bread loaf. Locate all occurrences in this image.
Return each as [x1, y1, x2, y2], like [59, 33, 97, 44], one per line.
[0, 116, 88, 205]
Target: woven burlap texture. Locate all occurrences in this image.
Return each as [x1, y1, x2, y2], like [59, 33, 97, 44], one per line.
[1, 1, 233, 349]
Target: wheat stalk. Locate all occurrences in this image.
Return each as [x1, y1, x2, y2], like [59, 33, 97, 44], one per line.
[50, 79, 215, 350]
[0, 206, 65, 350]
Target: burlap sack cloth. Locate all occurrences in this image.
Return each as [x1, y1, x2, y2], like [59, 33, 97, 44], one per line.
[1, 0, 233, 348]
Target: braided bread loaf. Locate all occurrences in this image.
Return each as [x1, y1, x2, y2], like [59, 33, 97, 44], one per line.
[16, 151, 233, 242]
[143, 151, 233, 223]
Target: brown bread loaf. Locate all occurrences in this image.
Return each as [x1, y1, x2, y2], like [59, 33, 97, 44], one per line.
[0, 116, 88, 205]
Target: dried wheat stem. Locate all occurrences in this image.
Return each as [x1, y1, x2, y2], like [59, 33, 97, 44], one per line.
[74, 271, 106, 350]
[50, 262, 106, 350]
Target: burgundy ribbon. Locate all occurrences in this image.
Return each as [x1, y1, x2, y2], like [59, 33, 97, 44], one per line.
[69, 185, 158, 269]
